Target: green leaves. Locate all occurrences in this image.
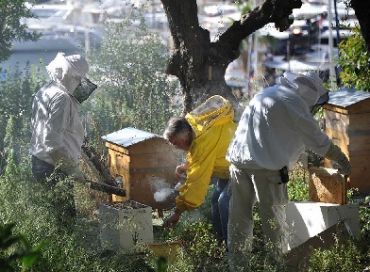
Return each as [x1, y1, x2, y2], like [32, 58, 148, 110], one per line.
[84, 15, 180, 144]
[0, 223, 44, 271]
[308, 239, 364, 272]
[339, 27, 370, 91]
[0, 0, 40, 62]
[0, 65, 45, 173]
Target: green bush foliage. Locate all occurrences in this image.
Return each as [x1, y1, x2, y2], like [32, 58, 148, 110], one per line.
[0, 65, 45, 173]
[288, 166, 309, 201]
[308, 238, 365, 272]
[0, 155, 156, 272]
[0, 223, 43, 271]
[84, 18, 180, 150]
[339, 27, 370, 91]
[168, 221, 227, 272]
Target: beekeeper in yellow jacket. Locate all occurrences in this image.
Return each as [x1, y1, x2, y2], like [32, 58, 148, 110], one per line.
[163, 95, 236, 242]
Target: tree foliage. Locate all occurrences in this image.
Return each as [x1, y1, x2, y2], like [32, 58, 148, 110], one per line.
[0, 65, 45, 173]
[339, 27, 370, 91]
[0, 0, 39, 62]
[84, 18, 179, 148]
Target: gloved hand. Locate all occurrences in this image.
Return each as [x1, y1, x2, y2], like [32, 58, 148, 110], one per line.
[163, 208, 182, 228]
[324, 143, 351, 176]
[175, 163, 187, 180]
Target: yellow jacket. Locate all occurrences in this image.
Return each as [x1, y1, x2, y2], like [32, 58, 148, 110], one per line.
[176, 95, 237, 212]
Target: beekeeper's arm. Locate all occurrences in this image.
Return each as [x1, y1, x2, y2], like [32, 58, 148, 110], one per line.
[175, 163, 188, 180]
[176, 137, 219, 212]
[324, 143, 351, 175]
[164, 134, 219, 228]
[294, 107, 351, 175]
[44, 94, 84, 180]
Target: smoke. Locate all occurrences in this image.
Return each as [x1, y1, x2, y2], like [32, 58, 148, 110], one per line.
[151, 178, 169, 191]
[154, 187, 174, 202]
[150, 177, 183, 203]
[150, 177, 174, 203]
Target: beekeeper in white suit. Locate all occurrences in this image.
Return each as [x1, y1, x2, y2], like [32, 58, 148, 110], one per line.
[226, 72, 351, 265]
[30, 52, 97, 222]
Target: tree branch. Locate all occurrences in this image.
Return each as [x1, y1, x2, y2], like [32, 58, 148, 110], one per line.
[217, 0, 301, 61]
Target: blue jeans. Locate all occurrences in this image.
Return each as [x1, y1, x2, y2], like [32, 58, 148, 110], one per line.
[211, 177, 230, 242]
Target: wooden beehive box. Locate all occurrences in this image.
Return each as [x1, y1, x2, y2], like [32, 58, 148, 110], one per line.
[102, 127, 179, 210]
[309, 167, 347, 204]
[322, 88, 370, 194]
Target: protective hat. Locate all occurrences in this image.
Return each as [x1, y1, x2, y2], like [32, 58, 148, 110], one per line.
[283, 71, 329, 107]
[46, 52, 89, 82]
[65, 54, 89, 77]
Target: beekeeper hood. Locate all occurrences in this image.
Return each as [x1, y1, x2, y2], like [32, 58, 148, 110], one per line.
[46, 52, 97, 103]
[279, 71, 329, 112]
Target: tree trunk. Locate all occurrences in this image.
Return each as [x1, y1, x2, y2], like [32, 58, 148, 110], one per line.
[350, 0, 370, 52]
[161, 0, 302, 113]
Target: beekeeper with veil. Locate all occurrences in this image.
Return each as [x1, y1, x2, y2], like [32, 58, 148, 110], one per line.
[226, 71, 351, 267]
[30, 52, 97, 223]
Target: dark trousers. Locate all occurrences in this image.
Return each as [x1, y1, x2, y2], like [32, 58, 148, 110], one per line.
[211, 177, 230, 243]
[31, 156, 76, 225]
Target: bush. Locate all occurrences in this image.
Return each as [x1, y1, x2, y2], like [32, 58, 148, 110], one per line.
[166, 221, 227, 272]
[0, 156, 156, 272]
[0, 64, 46, 173]
[0, 223, 43, 271]
[84, 17, 180, 150]
[308, 238, 365, 272]
[288, 165, 309, 201]
[339, 27, 370, 91]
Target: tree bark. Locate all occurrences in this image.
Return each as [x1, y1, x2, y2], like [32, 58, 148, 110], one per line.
[350, 0, 370, 52]
[161, 0, 301, 113]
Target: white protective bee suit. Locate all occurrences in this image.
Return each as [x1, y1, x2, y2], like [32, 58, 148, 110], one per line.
[30, 52, 91, 180]
[226, 72, 351, 263]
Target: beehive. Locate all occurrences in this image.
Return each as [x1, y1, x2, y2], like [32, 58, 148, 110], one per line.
[323, 88, 370, 194]
[99, 200, 153, 251]
[309, 167, 347, 204]
[102, 127, 179, 209]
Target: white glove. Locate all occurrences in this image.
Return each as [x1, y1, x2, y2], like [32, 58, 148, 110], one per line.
[324, 143, 351, 176]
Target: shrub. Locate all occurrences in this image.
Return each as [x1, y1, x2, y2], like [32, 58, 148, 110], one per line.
[308, 238, 364, 272]
[0, 223, 43, 271]
[288, 165, 309, 201]
[339, 27, 370, 91]
[85, 17, 180, 151]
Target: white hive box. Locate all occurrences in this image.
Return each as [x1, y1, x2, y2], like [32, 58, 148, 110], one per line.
[99, 200, 153, 251]
[286, 201, 360, 250]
